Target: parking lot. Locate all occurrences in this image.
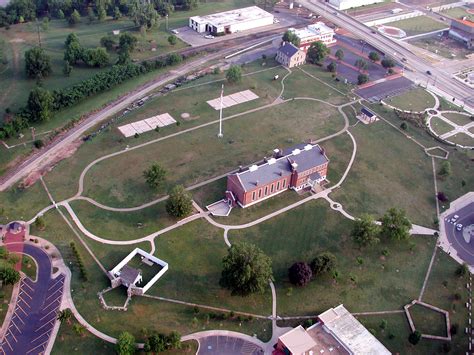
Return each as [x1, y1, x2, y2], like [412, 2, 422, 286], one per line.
[0, 244, 65, 355]
[444, 202, 474, 264]
[356, 76, 414, 102]
[197, 335, 264, 355]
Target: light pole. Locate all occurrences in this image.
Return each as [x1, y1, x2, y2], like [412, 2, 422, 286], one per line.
[166, 14, 169, 31]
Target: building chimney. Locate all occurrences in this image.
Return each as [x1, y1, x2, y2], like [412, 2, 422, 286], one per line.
[273, 148, 281, 158]
[239, 165, 243, 172]
[255, 180, 259, 186]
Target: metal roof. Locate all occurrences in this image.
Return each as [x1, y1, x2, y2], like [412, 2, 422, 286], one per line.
[190, 6, 273, 27]
[119, 265, 141, 286]
[278, 42, 300, 58]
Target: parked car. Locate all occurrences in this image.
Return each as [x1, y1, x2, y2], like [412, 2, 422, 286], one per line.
[204, 34, 215, 39]
[451, 214, 459, 223]
[456, 223, 463, 231]
[426, 70, 432, 75]
[171, 29, 179, 34]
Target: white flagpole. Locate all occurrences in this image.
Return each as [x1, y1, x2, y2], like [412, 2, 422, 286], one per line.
[218, 84, 224, 138]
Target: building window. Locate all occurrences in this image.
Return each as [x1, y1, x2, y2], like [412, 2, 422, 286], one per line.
[283, 180, 286, 188]
[252, 191, 256, 201]
[271, 184, 274, 193]
[258, 189, 262, 198]
[264, 186, 268, 196]
[277, 181, 280, 190]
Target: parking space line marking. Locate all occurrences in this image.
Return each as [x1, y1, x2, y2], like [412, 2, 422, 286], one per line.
[3, 338, 13, 351]
[9, 331, 17, 343]
[12, 313, 25, 325]
[16, 303, 28, 316]
[40, 308, 58, 321]
[35, 318, 55, 333]
[26, 339, 49, 354]
[31, 328, 52, 344]
[48, 278, 64, 291]
[18, 295, 31, 308]
[9, 320, 21, 334]
[20, 289, 33, 299]
[45, 288, 62, 302]
[47, 282, 62, 294]
[42, 297, 61, 312]
[22, 281, 34, 292]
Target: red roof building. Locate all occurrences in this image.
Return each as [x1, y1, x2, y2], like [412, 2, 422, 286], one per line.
[226, 143, 329, 208]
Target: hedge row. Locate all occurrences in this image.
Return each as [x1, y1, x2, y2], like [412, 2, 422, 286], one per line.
[69, 241, 88, 281]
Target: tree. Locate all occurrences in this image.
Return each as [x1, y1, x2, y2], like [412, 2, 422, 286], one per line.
[168, 34, 177, 45]
[438, 161, 452, 178]
[87, 6, 95, 23]
[368, 51, 380, 62]
[166, 331, 181, 349]
[310, 252, 336, 275]
[73, 323, 86, 336]
[226, 65, 242, 84]
[128, 0, 158, 31]
[58, 9, 65, 19]
[97, 6, 106, 21]
[381, 58, 396, 69]
[357, 73, 369, 85]
[437, 191, 448, 202]
[116, 331, 136, 355]
[0, 266, 20, 285]
[335, 48, 344, 61]
[355, 58, 368, 72]
[220, 242, 273, 296]
[408, 330, 421, 345]
[68, 9, 81, 26]
[100, 35, 116, 51]
[288, 262, 312, 286]
[166, 53, 182, 65]
[119, 32, 138, 52]
[64, 34, 83, 64]
[282, 30, 300, 47]
[57, 308, 73, 323]
[26, 87, 53, 122]
[82, 47, 109, 67]
[144, 334, 166, 352]
[25, 47, 52, 79]
[166, 185, 192, 218]
[327, 61, 337, 73]
[143, 163, 166, 189]
[41, 17, 49, 31]
[117, 49, 130, 65]
[351, 214, 380, 248]
[380, 208, 412, 241]
[400, 121, 408, 130]
[113, 6, 122, 20]
[456, 263, 469, 277]
[34, 216, 45, 230]
[307, 41, 329, 64]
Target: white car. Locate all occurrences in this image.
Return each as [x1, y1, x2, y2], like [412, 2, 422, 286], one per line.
[456, 223, 463, 231]
[171, 29, 179, 34]
[204, 34, 214, 39]
[451, 214, 460, 223]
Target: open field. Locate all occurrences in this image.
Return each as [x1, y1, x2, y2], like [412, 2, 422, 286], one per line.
[386, 87, 435, 112]
[430, 116, 454, 135]
[330, 112, 436, 226]
[408, 35, 472, 60]
[229, 200, 436, 315]
[387, 16, 448, 36]
[83, 99, 346, 207]
[20, 254, 37, 280]
[409, 303, 447, 336]
[0, 284, 13, 327]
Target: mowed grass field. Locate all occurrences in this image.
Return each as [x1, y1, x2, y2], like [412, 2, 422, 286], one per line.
[387, 16, 448, 36]
[430, 116, 454, 136]
[230, 200, 435, 315]
[330, 114, 436, 226]
[83, 99, 346, 207]
[386, 87, 436, 112]
[442, 6, 474, 21]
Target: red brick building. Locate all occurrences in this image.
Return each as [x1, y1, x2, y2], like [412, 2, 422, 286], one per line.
[226, 143, 329, 208]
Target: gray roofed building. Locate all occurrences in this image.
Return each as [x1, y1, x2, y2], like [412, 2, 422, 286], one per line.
[118, 265, 142, 288]
[276, 42, 306, 68]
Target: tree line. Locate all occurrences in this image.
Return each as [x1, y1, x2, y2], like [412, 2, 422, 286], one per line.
[0, 0, 198, 27]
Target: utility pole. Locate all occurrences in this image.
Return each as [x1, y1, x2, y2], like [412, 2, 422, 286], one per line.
[218, 84, 224, 138]
[166, 14, 168, 31]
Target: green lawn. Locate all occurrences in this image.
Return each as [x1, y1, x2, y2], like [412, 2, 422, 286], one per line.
[447, 133, 473, 147]
[409, 303, 447, 336]
[21, 254, 37, 281]
[230, 199, 436, 316]
[386, 88, 435, 112]
[387, 16, 448, 36]
[430, 116, 454, 136]
[408, 36, 472, 60]
[330, 112, 436, 226]
[83, 99, 345, 207]
[0, 284, 14, 327]
[441, 6, 474, 21]
[443, 112, 472, 126]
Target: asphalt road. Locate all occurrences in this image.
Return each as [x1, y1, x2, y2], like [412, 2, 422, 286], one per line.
[444, 202, 474, 264]
[299, 0, 474, 109]
[0, 243, 65, 355]
[197, 335, 264, 355]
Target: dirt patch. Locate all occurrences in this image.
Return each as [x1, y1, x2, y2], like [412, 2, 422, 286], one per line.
[9, 38, 25, 43]
[21, 138, 83, 188]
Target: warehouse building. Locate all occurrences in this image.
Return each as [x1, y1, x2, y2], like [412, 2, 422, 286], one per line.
[291, 22, 337, 51]
[449, 19, 474, 49]
[189, 6, 274, 35]
[329, 0, 383, 10]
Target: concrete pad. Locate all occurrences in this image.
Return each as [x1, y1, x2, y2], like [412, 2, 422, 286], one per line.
[144, 117, 161, 129]
[131, 121, 150, 134]
[206, 90, 259, 110]
[240, 90, 259, 100]
[222, 96, 238, 107]
[118, 125, 138, 138]
[158, 113, 176, 126]
[230, 92, 248, 103]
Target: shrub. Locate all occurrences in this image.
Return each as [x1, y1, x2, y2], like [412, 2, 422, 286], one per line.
[310, 252, 336, 275]
[288, 262, 312, 286]
[400, 122, 408, 130]
[408, 330, 421, 345]
[437, 192, 448, 202]
[357, 73, 369, 85]
[33, 139, 44, 149]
